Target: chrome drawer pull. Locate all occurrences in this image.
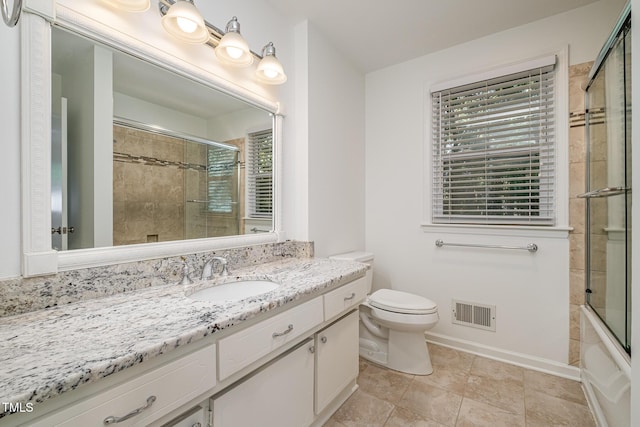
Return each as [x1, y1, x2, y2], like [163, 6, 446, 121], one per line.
[272, 324, 294, 338]
[103, 395, 156, 424]
[344, 292, 356, 301]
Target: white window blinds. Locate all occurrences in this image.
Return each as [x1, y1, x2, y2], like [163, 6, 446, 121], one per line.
[207, 146, 237, 213]
[247, 129, 273, 219]
[431, 59, 556, 225]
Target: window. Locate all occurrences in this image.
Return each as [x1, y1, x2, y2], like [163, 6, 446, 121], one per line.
[431, 57, 556, 225]
[207, 146, 238, 213]
[246, 129, 273, 218]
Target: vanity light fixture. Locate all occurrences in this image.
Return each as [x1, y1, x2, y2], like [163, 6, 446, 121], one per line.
[256, 42, 287, 85]
[214, 17, 253, 67]
[157, 0, 287, 85]
[161, 0, 209, 44]
[101, 0, 150, 13]
[93, 0, 287, 85]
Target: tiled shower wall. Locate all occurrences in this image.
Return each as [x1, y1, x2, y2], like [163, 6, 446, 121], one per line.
[113, 125, 187, 245]
[113, 126, 246, 245]
[568, 62, 593, 366]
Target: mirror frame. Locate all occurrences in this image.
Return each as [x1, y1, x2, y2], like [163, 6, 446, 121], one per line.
[20, 2, 284, 276]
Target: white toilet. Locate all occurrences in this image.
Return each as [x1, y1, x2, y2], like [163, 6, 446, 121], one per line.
[330, 252, 438, 375]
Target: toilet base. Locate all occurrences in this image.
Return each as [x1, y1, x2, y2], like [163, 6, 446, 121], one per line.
[388, 330, 433, 375]
[359, 332, 433, 376]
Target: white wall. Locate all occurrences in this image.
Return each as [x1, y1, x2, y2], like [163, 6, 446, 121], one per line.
[304, 22, 366, 258]
[365, 0, 626, 367]
[114, 93, 208, 137]
[206, 108, 272, 142]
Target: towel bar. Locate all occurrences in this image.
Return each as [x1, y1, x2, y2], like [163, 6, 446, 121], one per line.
[435, 239, 538, 253]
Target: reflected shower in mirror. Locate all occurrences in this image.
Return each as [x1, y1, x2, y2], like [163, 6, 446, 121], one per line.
[51, 27, 274, 251]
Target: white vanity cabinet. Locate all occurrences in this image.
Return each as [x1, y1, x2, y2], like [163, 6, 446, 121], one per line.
[12, 274, 366, 427]
[212, 339, 316, 427]
[315, 310, 359, 414]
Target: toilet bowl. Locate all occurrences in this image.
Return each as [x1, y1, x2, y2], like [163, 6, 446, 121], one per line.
[330, 252, 439, 376]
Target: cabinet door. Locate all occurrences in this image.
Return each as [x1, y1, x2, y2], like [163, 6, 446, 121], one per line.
[213, 340, 315, 427]
[315, 310, 359, 414]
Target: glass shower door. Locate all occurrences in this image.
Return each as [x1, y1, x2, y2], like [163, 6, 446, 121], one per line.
[583, 22, 631, 353]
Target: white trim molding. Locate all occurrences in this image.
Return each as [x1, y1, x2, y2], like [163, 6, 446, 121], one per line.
[21, 12, 59, 277]
[426, 332, 581, 381]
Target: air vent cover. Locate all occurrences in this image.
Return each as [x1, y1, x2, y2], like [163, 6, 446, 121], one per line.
[452, 300, 496, 331]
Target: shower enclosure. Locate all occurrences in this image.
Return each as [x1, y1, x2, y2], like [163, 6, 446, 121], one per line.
[579, 5, 631, 426]
[112, 121, 242, 246]
[581, 9, 631, 354]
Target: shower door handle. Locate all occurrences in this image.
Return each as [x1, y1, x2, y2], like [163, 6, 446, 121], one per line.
[51, 226, 75, 234]
[577, 187, 630, 198]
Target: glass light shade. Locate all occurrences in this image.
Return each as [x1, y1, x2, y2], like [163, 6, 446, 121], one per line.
[102, 0, 150, 12]
[161, 0, 209, 44]
[215, 32, 253, 67]
[256, 54, 287, 85]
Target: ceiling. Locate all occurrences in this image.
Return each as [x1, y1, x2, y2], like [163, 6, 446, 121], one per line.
[265, 0, 605, 72]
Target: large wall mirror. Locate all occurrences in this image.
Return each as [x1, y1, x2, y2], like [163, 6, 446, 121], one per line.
[51, 27, 274, 251]
[20, 5, 283, 276]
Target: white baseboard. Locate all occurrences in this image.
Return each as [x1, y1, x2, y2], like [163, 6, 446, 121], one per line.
[425, 331, 581, 381]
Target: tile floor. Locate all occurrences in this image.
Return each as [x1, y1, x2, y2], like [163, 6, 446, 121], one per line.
[325, 343, 595, 427]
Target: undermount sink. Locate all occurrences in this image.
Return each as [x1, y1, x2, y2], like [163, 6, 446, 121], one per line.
[188, 279, 280, 303]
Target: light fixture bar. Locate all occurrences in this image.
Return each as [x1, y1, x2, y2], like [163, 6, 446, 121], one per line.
[157, 0, 263, 59]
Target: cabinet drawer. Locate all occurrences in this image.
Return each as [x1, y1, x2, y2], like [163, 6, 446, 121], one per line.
[31, 344, 216, 427]
[218, 297, 323, 381]
[323, 277, 367, 321]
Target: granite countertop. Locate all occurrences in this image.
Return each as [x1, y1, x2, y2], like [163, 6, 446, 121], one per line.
[0, 257, 367, 418]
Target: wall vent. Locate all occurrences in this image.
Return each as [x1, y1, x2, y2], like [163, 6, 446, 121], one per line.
[452, 300, 496, 332]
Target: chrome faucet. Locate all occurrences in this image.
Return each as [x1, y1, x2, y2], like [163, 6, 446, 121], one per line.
[201, 256, 229, 280]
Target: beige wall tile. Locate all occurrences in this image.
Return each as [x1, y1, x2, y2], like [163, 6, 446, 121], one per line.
[570, 269, 586, 305]
[569, 126, 586, 164]
[569, 233, 586, 271]
[570, 304, 581, 340]
[569, 162, 586, 199]
[569, 198, 585, 233]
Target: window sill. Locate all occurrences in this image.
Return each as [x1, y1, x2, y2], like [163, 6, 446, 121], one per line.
[420, 223, 572, 239]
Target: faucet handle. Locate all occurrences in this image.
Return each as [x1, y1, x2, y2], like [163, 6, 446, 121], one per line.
[179, 256, 193, 285]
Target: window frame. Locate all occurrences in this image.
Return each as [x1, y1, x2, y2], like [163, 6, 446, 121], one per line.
[426, 54, 567, 231]
[246, 128, 274, 220]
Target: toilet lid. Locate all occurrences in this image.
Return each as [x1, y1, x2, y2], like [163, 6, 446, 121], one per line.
[368, 289, 438, 315]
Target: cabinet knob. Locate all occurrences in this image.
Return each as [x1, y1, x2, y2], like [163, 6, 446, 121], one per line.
[309, 345, 316, 354]
[320, 336, 327, 344]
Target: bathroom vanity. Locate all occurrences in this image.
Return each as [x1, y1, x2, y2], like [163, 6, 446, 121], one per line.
[0, 257, 368, 427]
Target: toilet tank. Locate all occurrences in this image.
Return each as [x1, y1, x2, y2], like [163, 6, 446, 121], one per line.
[329, 251, 374, 292]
